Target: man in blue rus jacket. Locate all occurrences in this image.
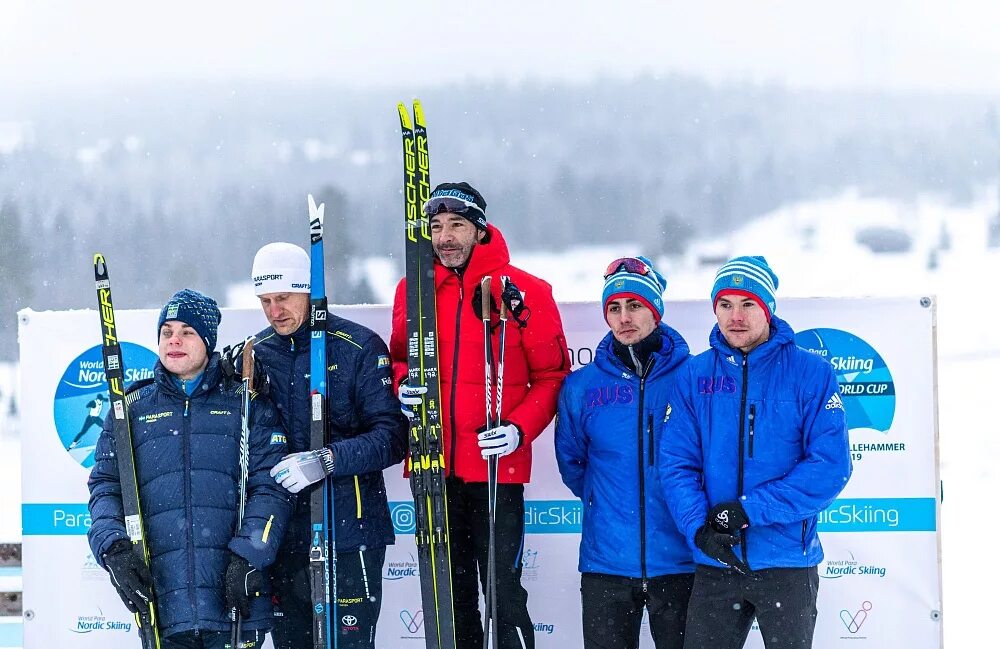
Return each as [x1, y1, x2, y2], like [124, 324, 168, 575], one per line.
[556, 256, 695, 649]
[659, 256, 852, 649]
[246, 242, 408, 649]
[88, 289, 294, 649]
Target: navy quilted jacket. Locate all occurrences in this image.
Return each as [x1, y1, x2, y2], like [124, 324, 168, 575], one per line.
[251, 312, 408, 553]
[87, 354, 294, 637]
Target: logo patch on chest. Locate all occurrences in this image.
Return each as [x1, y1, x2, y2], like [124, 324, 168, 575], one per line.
[697, 376, 737, 395]
[585, 384, 634, 408]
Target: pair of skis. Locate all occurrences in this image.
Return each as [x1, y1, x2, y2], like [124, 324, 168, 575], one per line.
[398, 100, 457, 649]
[93, 255, 161, 649]
[480, 276, 509, 649]
[307, 194, 339, 649]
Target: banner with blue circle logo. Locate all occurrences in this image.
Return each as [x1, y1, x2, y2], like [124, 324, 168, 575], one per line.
[53, 342, 157, 468]
[19, 299, 941, 649]
[796, 328, 896, 434]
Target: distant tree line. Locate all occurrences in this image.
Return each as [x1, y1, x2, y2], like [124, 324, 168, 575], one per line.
[0, 75, 997, 360]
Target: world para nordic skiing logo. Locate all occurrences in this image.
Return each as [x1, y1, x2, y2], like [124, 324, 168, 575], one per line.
[54, 343, 157, 468]
[840, 601, 872, 635]
[400, 609, 423, 635]
[384, 552, 419, 581]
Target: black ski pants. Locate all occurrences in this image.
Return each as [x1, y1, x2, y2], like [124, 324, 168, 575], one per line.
[269, 545, 386, 649]
[682, 565, 819, 649]
[159, 629, 264, 649]
[447, 477, 534, 649]
[580, 571, 695, 649]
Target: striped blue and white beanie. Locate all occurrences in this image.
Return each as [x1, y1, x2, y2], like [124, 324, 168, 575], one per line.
[157, 289, 222, 354]
[602, 256, 667, 322]
[711, 256, 779, 321]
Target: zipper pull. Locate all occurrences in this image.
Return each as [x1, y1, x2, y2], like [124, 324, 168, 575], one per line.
[184, 399, 189, 417]
[642, 578, 648, 593]
[748, 404, 756, 458]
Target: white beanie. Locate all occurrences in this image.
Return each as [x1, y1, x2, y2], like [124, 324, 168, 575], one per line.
[252, 243, 311, 296]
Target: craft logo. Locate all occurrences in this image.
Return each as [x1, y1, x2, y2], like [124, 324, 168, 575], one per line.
[390, 501, 416, 535]
[70, 607, 133, 634]
[820, 551, 887, 579]
[54, 343, 157, 469]
[796, 328, 900, 462]
[400, 609, 424, 636]
[840, 601, 873, 637]
[385, 552, 420, 581]
[522, 548, 541, 581]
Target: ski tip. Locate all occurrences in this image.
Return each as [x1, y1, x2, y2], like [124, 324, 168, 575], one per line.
[308, 193, 325, 222]
[397, 102, 413, 129]
[93, 252, 105, 265]
[413, 99, 425, 123]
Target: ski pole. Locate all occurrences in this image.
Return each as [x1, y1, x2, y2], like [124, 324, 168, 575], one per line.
[480, 276, 499, 649]
[231, 336, 254, 649]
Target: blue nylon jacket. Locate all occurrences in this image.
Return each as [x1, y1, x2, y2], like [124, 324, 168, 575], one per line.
[252, 312, 409, 554]
[555, 323, 695, 578]
[87, 354, 293, 637]
[658, 315, 852, 571]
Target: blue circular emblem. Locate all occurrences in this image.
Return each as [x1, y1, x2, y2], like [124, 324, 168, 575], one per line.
[53, 343, 158, 468]
[796, 328, 895, 433]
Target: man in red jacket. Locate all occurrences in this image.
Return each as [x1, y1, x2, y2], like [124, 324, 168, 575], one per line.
[389, 182, 570, 649]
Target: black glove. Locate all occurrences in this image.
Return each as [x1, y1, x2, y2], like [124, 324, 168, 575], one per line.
[225, 554, 264, 618]
[102, 539, 154, 613]
[708, 500, 750, 534]
[694, 524, 750, 575]
[220, 339, 270, 398]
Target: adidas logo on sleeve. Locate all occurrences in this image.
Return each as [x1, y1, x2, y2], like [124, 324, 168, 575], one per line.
[825, 392, 845, 410]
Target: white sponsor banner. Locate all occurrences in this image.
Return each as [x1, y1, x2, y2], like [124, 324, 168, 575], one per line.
[19, 297, 941, 648]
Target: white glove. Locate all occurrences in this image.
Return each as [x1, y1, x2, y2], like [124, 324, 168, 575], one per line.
[270, 448, 335, 494]
[398, 383, 427, 420]
[477, 423, 522, 459]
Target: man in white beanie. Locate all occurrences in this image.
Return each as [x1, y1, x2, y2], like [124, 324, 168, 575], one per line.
[242, 242, 408, 649]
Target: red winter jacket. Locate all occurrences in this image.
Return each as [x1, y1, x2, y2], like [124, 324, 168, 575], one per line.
[390, 224, 570, 483]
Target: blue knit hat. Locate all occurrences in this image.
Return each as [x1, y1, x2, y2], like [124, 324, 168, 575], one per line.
[602, 256, 667, 322]
[711, 256, 779, 320]
[157, 289, 222, 354]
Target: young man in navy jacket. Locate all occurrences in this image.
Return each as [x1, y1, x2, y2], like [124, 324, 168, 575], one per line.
[659, 256, 852, 649]
[556, 256, 695, 649]
[88, 289, 293, 649]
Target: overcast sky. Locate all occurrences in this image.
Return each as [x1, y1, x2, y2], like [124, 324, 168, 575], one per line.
[2, 0, 999, 94]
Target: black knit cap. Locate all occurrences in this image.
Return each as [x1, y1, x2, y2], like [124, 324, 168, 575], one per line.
[427, 181, 488, 230]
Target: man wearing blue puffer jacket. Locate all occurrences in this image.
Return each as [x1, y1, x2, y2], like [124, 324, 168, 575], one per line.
[245, 243, 408, 649]
[659, 256, 852, 649]
[88, 289, 294, 649]
[556, 256, 695, 649]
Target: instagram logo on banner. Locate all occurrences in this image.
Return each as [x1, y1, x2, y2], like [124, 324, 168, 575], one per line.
[839, 601, 872, 633]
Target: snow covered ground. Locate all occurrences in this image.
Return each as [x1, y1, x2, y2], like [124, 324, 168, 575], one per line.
[4, 187, 997, 645]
